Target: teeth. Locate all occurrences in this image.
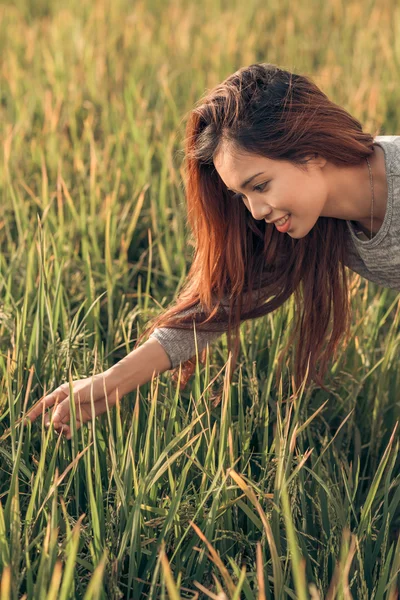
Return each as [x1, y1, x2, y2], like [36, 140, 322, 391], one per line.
[275, 214, 290, 226]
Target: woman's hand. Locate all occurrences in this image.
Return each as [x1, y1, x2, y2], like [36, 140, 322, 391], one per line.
[26, 373, 119, 439]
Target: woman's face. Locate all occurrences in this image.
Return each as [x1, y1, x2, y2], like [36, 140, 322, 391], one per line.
[213, 146, 329, 239]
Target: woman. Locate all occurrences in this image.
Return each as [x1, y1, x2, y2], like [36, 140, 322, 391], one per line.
[27, 62, 400, 438]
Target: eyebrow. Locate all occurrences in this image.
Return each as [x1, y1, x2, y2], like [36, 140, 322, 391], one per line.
[227, 171, 265, 193]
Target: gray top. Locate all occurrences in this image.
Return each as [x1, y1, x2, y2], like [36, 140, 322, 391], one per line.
[150, 136, 400, 369]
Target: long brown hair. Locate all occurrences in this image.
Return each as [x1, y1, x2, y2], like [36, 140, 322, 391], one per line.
[135, 62, 376, 399]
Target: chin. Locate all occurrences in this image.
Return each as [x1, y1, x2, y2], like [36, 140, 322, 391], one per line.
[290, 221, 317, 239]
[288, 230, 306, 239]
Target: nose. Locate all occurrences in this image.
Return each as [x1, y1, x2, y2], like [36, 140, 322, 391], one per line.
[249, 204, 272, 221]
[244, 196, 272, 220]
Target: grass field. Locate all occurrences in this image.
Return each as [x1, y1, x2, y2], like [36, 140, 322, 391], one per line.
[1, 0, 400, 598]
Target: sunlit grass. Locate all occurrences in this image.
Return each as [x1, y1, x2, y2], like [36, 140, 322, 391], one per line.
[0, 0, 400, 597]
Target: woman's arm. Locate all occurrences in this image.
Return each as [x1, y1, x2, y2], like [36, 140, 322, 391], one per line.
[105, 337, 173, 397]
[25, 337, 173, 438]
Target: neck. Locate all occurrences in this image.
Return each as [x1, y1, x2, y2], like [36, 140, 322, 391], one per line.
[323, 144, 388, 233]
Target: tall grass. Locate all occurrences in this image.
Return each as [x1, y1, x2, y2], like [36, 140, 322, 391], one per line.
[0, 0, 400, 597]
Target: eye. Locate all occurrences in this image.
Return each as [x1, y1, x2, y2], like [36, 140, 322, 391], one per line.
[231, 181, 269, 201]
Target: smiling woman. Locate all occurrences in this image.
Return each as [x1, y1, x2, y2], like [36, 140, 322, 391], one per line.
[213, 135, 389, 238]
[131, 62, 400, 397]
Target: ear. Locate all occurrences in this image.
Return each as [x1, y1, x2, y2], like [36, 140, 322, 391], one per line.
[305, 153, 327, 169]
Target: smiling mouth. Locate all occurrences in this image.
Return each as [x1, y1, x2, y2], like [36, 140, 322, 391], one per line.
[273, 214, 290, 226]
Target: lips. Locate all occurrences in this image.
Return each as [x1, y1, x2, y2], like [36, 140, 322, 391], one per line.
[266, 213, 290, 225]
[274, 214, 291, 233]
[273, 214, 290, 226]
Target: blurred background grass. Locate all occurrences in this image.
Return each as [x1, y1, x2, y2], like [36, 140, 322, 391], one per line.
[0, 0, 400, 598]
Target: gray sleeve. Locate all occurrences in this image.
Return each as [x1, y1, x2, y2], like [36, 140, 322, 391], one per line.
[148, 286, 266, 369]
[149, 325, 224, 369]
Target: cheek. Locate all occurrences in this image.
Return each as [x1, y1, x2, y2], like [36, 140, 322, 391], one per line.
[292, 181, 323, 209]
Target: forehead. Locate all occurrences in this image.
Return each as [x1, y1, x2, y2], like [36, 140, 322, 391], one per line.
[213, 147, 280, 176]
[213, 146, 280, 189]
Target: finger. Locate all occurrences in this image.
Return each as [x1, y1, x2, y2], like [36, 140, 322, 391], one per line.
[53, 391, 91, 425]
[27, 392, 66, 423]
[44, 411, 61, 428]
[62, 421, 82, 440]
[58, 423, 70, 433]
[44, 413, 65, 430]
[63, 398, 109, 437]
[52, 398, 85, 427]
[55, 394, 115, 438]
[53, 423, 71, 437]
[64, 423, 76, 440]
[56, 404, 87, 429]
[52, 397, 75, 425]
